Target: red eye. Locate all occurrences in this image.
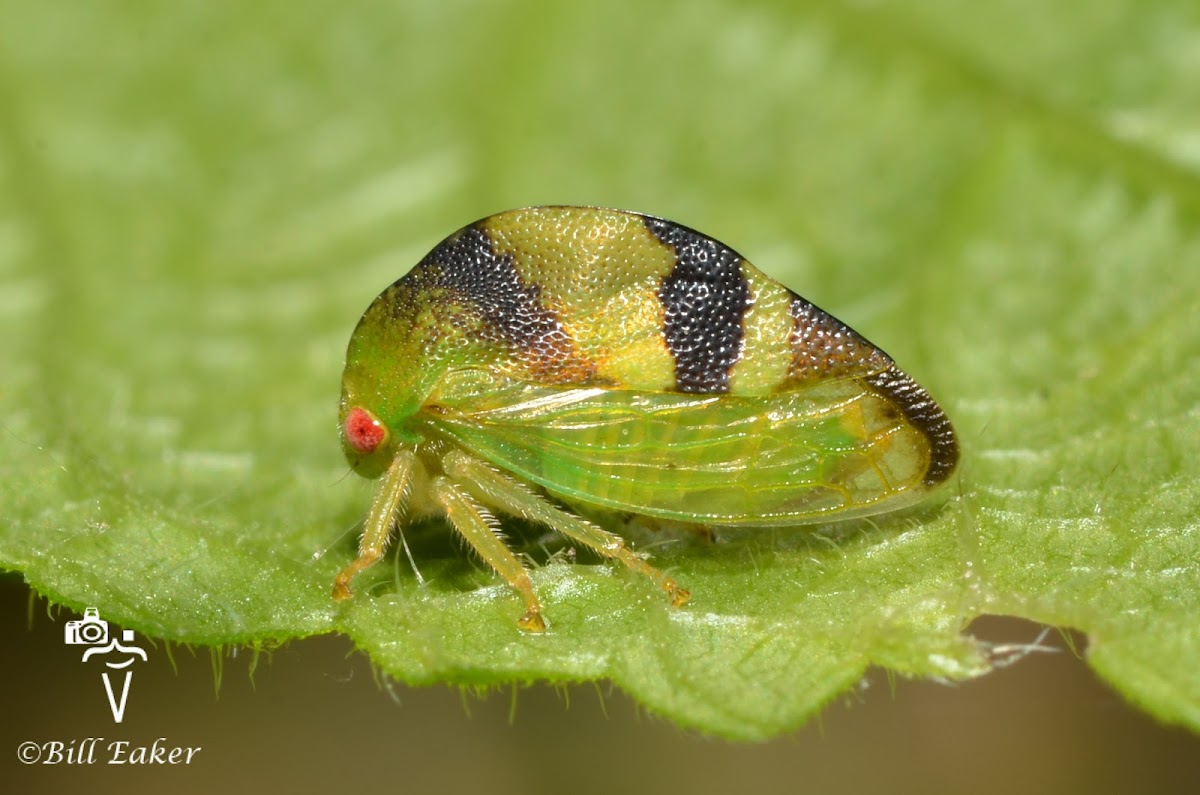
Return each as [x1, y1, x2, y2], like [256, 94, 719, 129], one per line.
[344, 407, 386, 455]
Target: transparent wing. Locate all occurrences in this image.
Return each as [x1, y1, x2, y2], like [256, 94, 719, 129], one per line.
[425, 380, 937, 526]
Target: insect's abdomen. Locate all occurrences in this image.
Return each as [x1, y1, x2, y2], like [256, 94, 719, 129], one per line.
[433, 375, 939, 524]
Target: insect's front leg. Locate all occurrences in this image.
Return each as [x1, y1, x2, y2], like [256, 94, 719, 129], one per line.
[333, 448, 416, 600]
[442, 449, 691, 609]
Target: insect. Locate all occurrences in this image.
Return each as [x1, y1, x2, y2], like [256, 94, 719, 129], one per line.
[334, 206, 958, 631]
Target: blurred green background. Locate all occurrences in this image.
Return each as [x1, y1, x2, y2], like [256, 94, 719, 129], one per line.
[2, 0, 1198, 791]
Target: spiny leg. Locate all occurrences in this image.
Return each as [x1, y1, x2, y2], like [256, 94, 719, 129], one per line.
[333, 448, 415, 601]
[443, 450, 690, 608]
[431, 475, 546, 633]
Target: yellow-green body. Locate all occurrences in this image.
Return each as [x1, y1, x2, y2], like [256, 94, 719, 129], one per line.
[335, 206, 958, 630]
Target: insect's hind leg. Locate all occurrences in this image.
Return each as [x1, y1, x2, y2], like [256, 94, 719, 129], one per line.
[431, 476, 547, 633]
[443, 450, 690, 609]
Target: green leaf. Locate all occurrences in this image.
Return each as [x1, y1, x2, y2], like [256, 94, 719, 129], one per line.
[1, 0, 1196, 740]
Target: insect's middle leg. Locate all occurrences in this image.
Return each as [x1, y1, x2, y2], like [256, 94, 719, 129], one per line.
[431, 476, 546, 633]
[443, 450, 690, 608]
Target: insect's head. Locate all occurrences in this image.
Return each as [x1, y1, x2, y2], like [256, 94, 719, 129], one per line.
[339, 395, 413, 478]
[338, 284, 432, 477]
[338, 351, 418, 479]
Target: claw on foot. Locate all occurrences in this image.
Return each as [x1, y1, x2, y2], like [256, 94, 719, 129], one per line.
[332, 571, 355, 602]
[518, 609, 547, 633]
[666, 580, 691, 608]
